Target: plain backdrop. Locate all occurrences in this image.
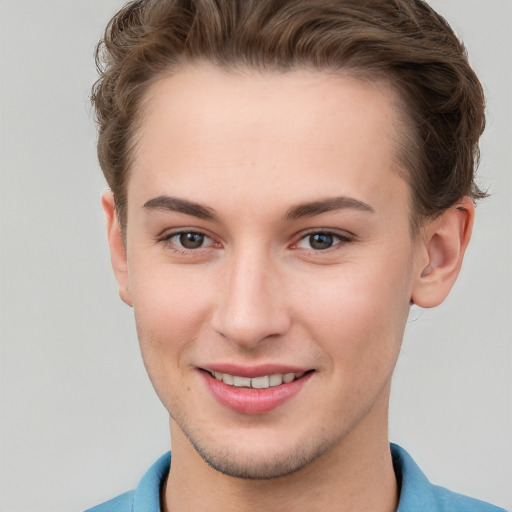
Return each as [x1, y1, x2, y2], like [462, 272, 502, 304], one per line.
[0, 1, 510, 511]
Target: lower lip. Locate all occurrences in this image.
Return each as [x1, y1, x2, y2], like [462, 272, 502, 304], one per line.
[202, 372, 313, 415]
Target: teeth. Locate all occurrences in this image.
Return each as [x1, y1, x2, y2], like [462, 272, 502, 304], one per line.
[212, 371, 305, 388]
[233, 376, 251, 387]
[251, 376, 270, 389]
[222, 373, 234, 385]
[269, 374, 283, 387]
[283, 373, 295, 383]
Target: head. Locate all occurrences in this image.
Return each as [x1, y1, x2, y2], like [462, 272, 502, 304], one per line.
[92, 0, 485, 480]
[92, 0, 486, 235]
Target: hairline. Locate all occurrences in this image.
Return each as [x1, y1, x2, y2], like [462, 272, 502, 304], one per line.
[118, 60, 427, 239]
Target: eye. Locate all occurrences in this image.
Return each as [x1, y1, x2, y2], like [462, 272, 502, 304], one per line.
[176, 232, 207, 249]
[296, 231, 348, 251]
[162, 231, 215, 251]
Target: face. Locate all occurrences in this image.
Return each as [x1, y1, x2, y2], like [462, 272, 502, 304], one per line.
[116, 64, 425, 479]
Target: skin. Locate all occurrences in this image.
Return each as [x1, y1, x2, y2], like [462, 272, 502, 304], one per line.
[103, 64, 474, 512]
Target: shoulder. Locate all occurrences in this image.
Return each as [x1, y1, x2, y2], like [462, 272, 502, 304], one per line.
[392, 444, 508, 512]
[84, 452, 171, 512]
[429, 484, 508, 512]
[84, 491, 134, 512]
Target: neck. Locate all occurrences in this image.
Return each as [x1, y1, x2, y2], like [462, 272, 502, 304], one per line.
[163, 393, 398, 512]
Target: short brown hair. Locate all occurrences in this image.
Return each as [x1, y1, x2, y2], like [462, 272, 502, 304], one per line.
[91, 0, 486, 232]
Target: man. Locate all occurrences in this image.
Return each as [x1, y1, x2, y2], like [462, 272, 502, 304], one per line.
[86, 0, 507, 510]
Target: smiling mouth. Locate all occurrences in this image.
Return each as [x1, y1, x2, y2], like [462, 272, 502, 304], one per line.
[201, 368, 314, 414]
[205, 370, 310, 389]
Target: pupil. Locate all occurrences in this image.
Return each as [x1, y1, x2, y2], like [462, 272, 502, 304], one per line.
[180, 232, 204, 249]
[310, 233, 333, 250]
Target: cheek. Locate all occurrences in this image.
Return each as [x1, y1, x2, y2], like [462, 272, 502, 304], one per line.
[130, 252, 210, 324]
[129, 261, 212, 377]
[129, 264, 213, 413]
[294, 257, 412, 375]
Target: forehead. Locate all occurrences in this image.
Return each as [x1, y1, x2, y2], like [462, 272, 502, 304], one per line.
[129, 64, 410, 220]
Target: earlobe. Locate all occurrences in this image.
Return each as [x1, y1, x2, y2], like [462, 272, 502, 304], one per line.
[411, 197, 474, 308]
[101, 191, 133, 307]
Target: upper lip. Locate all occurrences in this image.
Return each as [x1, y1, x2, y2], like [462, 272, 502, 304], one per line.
[200, 363, 312, 378]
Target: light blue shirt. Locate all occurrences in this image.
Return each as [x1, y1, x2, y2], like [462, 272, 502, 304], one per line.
[85, 444, 507, 511]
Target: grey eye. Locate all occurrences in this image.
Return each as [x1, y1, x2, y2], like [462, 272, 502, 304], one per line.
[308, 233, 334, 250]
[296, 231, 349, 251]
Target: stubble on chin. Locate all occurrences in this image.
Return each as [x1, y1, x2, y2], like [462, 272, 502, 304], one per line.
[173, 417, 348, 480]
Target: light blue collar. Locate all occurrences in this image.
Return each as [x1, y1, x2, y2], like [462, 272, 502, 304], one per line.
[129, 445, 504, 512]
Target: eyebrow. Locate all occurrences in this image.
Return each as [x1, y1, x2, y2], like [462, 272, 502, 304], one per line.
[284, 196, 375, 220]
[142, 194, 374, 221]
[143, 195, 217, 220]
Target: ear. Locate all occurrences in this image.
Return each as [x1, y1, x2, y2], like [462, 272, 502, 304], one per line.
[411, 197, 474, 308]
[102, 190, 132, 307]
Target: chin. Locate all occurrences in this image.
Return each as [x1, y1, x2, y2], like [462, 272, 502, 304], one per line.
[180, 420, 342, 480]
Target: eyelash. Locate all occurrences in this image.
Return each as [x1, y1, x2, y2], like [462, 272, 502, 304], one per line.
[157, 229, 352, 255]
[157, 230, 217, 255]
[293, 230, 352, 252]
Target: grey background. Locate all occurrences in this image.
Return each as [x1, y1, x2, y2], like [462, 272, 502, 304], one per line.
[0, 1, 510, 511]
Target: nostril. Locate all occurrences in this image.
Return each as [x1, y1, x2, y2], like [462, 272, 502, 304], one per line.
[211, 309, 292, 349]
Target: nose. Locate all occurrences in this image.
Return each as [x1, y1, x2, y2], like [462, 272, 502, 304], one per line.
[211, 248, 291, 349]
